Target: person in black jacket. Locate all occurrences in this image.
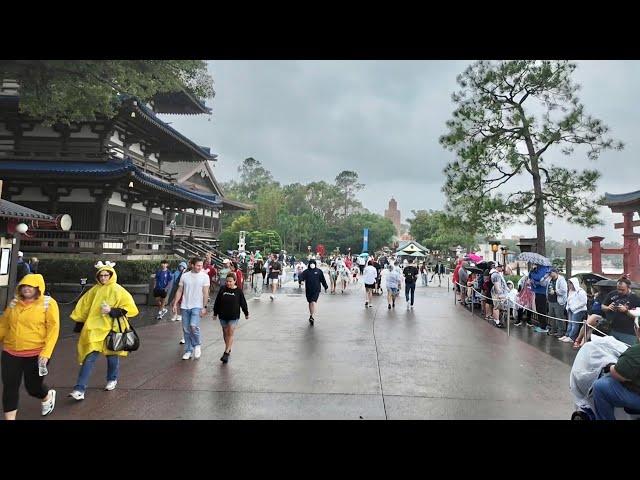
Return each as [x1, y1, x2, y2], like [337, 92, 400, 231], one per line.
[298, 259, 328, 326]
[213, 272, 249, 364]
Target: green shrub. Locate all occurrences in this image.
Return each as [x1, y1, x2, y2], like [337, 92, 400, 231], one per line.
[38, 259, 184, 284]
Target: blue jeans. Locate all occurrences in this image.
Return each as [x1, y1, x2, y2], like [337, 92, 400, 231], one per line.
[181, 308, 202, 353]
[566, 310, 586, 340]
[610, 330, 638, 346]
[74, 351, 119, 393]
[593, 375, 640, 420]
[405, 283, 416, 305]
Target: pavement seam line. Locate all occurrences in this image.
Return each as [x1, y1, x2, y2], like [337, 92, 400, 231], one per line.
[370, 298, 388, 420]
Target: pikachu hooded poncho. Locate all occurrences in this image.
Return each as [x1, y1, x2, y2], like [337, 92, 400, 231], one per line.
[70, 263, 139, 364]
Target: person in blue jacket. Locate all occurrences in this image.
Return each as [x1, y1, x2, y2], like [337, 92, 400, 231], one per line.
[298, 259, 328, 326]
[528, 263, 552, 333]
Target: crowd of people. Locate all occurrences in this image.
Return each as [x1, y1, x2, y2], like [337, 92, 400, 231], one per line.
[453, 256, 640, 419]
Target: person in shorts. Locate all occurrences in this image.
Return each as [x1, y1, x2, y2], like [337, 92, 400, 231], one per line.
[153, 260, 172, 319]
[297, 259, 328, 325]
[268, 254, 282, 301]
[213, 272, 249, 364]
[362, 260, 378, 308]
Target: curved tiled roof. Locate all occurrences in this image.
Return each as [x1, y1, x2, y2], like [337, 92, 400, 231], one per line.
[0, 199, 54, 221]
[0, 158, 222, 209]
[604, 190, 640, 206]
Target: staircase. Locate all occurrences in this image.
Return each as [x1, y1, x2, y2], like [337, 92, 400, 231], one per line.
[173, 237, 232, 267]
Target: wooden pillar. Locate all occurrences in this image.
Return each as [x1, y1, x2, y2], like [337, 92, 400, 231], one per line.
[565, 247, 572, 279]
[7, 233, 21, 301]
[588, 236, 604, 274]
[622, 212, 634, 275]
[625, 232, 640, 282]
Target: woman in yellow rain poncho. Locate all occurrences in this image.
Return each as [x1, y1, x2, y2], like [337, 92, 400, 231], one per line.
[68, 261, 138, 401]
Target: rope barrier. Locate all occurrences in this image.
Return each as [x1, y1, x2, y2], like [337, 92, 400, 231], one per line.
[452, 280, 632, 347]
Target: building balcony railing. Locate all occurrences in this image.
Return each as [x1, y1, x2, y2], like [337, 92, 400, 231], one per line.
[19, 230, 221, 257]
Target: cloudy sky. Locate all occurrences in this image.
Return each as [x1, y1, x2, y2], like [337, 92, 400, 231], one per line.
[160, 60, 640, 243]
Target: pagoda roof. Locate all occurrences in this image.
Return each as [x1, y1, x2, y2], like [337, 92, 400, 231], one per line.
[126, 100, 215, 162]
[0, 158, 223, 209]
[603, 190, 640, 208]
[152, 90, 212, 115]
[0, 199, 54, 221]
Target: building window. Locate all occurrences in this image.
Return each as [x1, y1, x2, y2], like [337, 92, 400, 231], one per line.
[196, 215, 204, 228]
[185, 214, 195, 227]
[204, 217, 212, 230]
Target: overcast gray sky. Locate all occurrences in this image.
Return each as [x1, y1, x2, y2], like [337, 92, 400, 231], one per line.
[160, 60, 640, 243]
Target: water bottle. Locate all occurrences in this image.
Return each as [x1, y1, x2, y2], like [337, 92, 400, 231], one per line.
[38, 357, 48, 377]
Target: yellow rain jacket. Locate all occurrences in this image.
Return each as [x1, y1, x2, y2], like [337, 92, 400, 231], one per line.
[70, 265, 139, 364]
[0, 274, 60, 359]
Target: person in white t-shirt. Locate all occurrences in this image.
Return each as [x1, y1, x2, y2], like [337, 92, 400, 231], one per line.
[172, 257, 210, 360]
[362, 260, 378, 308]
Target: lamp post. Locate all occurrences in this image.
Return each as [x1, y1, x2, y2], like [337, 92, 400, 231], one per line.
[489, 241, 500, 262]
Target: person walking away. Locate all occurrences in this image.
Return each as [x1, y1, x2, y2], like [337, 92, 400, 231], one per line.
[403, 259, 419, 310]
[357, 254, 366, 275]
[386, 264, 402, 309]
[69, 261, 139, 400]
[213, 272, 249, 363]
[338, 260, 350, 293]
[297, 259, 328, 325]
[600, 276, 640, 345]
[420, 263, 428, 286]
[0, 274, 59, 419]
[560, 277, 588, 344]
[544, 268, 568, 338]
[172, 257, 210, 360]
[253, 259, 264, 296]
[153, 260, 172, 319]
[362, 260, 378, 308]
[268, 254, 282, 301]
[168, 261, 187, 322]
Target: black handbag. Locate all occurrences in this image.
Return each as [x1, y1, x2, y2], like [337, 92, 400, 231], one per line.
[106, 316, 140, 352]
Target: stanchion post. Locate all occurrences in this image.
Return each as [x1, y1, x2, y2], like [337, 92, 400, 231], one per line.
[507, 304, 510, 337]
[471, 289, 474, 317]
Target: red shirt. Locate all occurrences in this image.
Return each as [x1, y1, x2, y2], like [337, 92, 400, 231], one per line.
[234, 270, 244, 290]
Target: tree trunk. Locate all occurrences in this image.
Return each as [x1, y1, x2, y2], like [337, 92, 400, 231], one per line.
[520, 112, 546, 256]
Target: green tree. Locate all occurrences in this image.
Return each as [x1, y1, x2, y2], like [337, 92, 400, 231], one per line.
[440, 60, 623, 255]
[224, 157, 278, 203]
[254, 185, 284, 230]
[335, 170, 364, 216]
[0, 60, 214, 125]
[407, 210, 477, 253]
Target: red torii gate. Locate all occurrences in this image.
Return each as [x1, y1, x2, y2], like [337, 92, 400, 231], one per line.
[589, 190, 640, 281]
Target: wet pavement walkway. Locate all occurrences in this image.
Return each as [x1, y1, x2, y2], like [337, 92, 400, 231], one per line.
[6, 271, 575, 419]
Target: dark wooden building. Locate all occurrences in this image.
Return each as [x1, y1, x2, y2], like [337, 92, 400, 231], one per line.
[0, 79, 250, 259]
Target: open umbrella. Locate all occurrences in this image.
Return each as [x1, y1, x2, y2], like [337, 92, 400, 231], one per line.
[464, 266, 484, 274]
[464, 253, 483, 263]
[595, 279, 640, 289]
[517, 252, 552, 266]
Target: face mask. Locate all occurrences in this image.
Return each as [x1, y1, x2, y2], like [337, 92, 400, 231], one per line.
[309, 265, 316, 269]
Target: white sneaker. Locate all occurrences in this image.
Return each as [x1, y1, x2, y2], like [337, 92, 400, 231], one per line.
[105, 380, 117, 391]
[68, 390, 85, 401]
[179, 337, 185, 344]
[194, 345, 201, 359]
[176, 315, 182, 322]
[270, 295, 274, 301]
[41, 389, 56, 416]
[558, 336, 567, 341]
[170, 314, 178, 322]
[562, 337, 574, 343]
[182, 351, 192, 360]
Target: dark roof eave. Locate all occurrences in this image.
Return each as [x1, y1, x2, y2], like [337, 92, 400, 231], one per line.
[603, 190, 640, 207]
[0, 199, 55, 221]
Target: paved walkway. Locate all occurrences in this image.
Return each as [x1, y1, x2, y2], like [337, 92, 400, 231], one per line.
[6, 271, 574, 419]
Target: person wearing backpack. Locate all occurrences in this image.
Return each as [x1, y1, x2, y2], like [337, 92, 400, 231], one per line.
[0, 274, 59, 419]
[403, 259, 419, 310]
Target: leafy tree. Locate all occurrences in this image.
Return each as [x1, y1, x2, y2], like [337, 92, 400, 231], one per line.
[0, 60, 214, 125]
[440, 60, 623, 255]
[335, 170, 364, 216]
[255, 185, 284, 230]
[224, 157, 278, 203]
[306, 181, 343, 225]
[407, 209, 477, 253]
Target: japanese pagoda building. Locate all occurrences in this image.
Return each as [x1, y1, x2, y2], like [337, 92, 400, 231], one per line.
[0, 79, 250, 259]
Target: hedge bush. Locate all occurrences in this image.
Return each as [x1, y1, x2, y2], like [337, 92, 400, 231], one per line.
[38, 259, 185, 285]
